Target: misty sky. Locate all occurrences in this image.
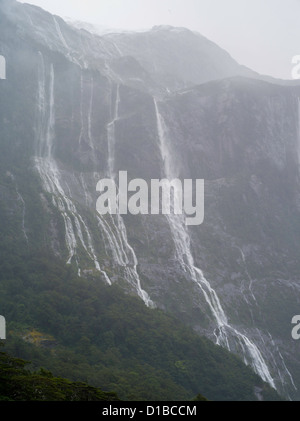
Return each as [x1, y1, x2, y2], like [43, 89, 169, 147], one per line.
[18, 0, 300, 80]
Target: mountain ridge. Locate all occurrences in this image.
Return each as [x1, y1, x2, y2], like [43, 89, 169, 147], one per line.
[0, 0, 300, 400]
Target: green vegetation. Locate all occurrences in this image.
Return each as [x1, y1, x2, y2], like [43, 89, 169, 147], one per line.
[0, 347, 119, 401]
[0, 247, 282, 401]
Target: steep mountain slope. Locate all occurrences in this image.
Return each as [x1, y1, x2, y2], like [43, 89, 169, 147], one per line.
[0, 254, 280, 401]
[140, 79, 300, 399]
[102, 25, 258, 91]
[0, 347, 120, 401]
[0, 0, 300, 400]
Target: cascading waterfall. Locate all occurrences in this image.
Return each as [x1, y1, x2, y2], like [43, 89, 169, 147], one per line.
[8, 173, 28, 244]
[236, 247, 257, 327]
[80, 173, 93, 208]
[237, 249, 296, 394]
[154, 98, 276, 389]
[236, 248, 296, 394]
[34, 52, 110, 283]
[15, 184, 29, 244]
[266, 332, 296, 396]
[107, 85, 120, 178]
[53, 16, 69, 51]
[79, 74, 95, 150]
[238, 247, 257, 305]
[96, 84, 154, 307]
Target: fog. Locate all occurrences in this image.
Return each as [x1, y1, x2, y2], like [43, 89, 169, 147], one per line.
[17, 0, 300, 82]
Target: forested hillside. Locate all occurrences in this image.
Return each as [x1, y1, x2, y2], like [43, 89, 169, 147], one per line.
[0, 249, 281, 401]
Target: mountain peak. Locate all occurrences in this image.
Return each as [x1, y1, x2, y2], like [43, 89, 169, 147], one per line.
[151, 25, 191, 33]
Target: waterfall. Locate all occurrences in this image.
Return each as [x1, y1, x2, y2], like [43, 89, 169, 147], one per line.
[87, 76, 95, 151]
[154, 98, 276, 389]
[239, 248, 257, 303]
[53, 16, 69, 51]
[16, 184, 29, 244]
[34, 52, 110, 283]
[96, 84, 154, 307]
[79, 74, 96, 150]
[107, 84, 120, 178]
[8, 173, 28, 244]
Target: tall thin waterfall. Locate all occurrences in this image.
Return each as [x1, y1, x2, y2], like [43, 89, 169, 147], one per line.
[154, 98, 276, 389]
[96, 84, 154, 307]
[34, 52, 110, 284]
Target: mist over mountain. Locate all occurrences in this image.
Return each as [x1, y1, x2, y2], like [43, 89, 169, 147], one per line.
[1, 0, 300, 401]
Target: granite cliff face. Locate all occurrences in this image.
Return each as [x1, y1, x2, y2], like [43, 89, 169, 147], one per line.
[1, 0, 300, 399]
